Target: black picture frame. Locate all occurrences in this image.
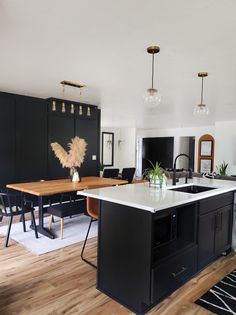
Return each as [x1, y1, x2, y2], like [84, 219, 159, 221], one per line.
[102, 132, 114, 166]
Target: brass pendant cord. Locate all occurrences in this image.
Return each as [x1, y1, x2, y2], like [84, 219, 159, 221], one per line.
[151, 53, 154, 89]
[201, 76, 204, 104]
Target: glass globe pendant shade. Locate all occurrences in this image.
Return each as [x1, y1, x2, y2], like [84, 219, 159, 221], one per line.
[144, 46, 161, 108]
[194, 72, 209, 116]
[143, 88, 161, 107]
[193, 104, 209, 116]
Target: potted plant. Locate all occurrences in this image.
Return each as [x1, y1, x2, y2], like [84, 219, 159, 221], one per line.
[143, 160, 167, 188]
[216, 161, 228, 176]
[99, 162, 104, 177]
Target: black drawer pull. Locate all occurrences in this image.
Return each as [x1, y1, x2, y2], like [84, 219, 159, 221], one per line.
[171, 266, 187, 278]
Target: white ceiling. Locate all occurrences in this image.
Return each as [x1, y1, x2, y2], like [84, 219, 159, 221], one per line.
[0, 0, 236, 128]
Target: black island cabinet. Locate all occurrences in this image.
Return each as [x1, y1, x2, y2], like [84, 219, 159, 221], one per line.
[97, 191, 234, 314]
[97, 201, 198, 314]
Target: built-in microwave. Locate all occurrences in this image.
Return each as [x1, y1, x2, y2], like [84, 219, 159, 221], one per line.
[154, 210, 178, 247]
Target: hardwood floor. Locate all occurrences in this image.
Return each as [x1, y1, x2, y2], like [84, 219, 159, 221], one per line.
[0, 219, 235, 315]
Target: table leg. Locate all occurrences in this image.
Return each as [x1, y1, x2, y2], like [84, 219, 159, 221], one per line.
[30, 196, 55, 239]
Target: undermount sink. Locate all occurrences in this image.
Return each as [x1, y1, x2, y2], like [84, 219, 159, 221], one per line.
[169, 184, 217, 194]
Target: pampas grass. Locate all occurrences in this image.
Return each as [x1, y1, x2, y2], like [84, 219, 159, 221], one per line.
[51, 137, 87, 169]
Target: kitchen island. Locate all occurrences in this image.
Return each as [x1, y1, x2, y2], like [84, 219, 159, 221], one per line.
[80, 178, 236, 314]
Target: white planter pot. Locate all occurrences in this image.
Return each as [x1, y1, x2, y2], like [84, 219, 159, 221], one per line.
[72, 171, 80, 182]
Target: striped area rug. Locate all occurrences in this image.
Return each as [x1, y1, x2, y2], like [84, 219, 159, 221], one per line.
[195, 269, 236, 315]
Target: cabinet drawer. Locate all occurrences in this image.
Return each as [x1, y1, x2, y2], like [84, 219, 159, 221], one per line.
[199, 192, 233, 215]
[151, 246, 197, 303]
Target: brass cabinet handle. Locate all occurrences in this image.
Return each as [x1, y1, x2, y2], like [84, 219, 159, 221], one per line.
[171, 266, 187, 278]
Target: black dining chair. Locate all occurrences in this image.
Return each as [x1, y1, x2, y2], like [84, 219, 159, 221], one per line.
[120, 167, 136, 183]
[47, 192, 86, 239]
[102, 168, 119, 179]
[0, 191, 38, 247]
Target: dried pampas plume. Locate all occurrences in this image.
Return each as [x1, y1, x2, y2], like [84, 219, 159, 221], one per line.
[51, 136, 87, 168]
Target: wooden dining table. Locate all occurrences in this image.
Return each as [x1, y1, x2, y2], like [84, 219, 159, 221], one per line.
[7, 176, 128, 239]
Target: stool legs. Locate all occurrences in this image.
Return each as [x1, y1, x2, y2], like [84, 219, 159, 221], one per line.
[81, 218, 97, 268]
[60, 218, 64, 239]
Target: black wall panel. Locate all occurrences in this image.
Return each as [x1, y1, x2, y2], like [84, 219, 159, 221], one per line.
[0, 93, 16, 188]
[15, 95, 48, 182]
[75, 107, 100, 177]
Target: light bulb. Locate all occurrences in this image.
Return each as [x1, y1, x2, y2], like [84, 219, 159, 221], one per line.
[143, 88, 161, 108]
[87, 107, 91, 116]
[193, 104, 209, 116]
[62, 102, 66, 113]
[52, 100, 56, 111]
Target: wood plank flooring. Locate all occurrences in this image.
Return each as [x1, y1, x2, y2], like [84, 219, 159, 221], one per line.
[0, 217, 235, 315]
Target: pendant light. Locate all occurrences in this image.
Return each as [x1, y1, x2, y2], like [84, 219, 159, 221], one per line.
[193, 72, 209, 116]
[143, 46, 161, 107]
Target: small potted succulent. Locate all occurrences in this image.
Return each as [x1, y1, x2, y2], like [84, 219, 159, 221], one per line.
[216, 161, 228, 176]
[143, 160, 167, 188]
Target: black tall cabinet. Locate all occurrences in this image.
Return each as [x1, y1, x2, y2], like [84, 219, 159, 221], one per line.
[15, 95, 48, 182]
[48, 101, 75, 179]
[0, 92, 100, 189]
[0, 92, 16, 188]
[47, 98, 100, 179]
[75, 106, 100, 177]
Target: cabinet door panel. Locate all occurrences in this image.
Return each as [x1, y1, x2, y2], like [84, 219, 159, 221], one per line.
[75, 113, 100, 177]
[215, 205, 233, 255]
[198, 212, 215, 269]
[15, 95, 47, 182]
[48, 113, 74, 179]
[0, 93, 15, 188]
[98, 201, 152, 313]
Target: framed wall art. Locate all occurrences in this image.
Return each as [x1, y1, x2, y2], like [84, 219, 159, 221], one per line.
[200, 140, 212, 156]
[200, 159, 212, 173]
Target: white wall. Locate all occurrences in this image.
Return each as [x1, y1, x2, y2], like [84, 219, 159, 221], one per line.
[101, 127, 136, 172]
[214, 121, 236, 175]
[137, 125, 215, 174]
[102, 120, 236, 177]
[176, 137, 190, 169]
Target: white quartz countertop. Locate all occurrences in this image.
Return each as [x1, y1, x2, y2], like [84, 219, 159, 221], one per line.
[79, 178, 236, 213]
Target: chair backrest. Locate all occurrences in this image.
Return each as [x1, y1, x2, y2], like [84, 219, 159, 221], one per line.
[0, 192, 22, 215]
[85, 184, 109, 219]
[87, 198, 99, 219]
[103, 168, 119, 178]
[121, 168, 136, 183]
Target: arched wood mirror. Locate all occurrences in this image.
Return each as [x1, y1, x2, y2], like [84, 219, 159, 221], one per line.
[198, 134, 215, 173]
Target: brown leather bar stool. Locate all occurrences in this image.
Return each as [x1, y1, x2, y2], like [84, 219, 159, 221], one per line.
[81, 184, 108, 268]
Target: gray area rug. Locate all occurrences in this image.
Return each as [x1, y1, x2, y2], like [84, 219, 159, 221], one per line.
[0, 214, 97, 255]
